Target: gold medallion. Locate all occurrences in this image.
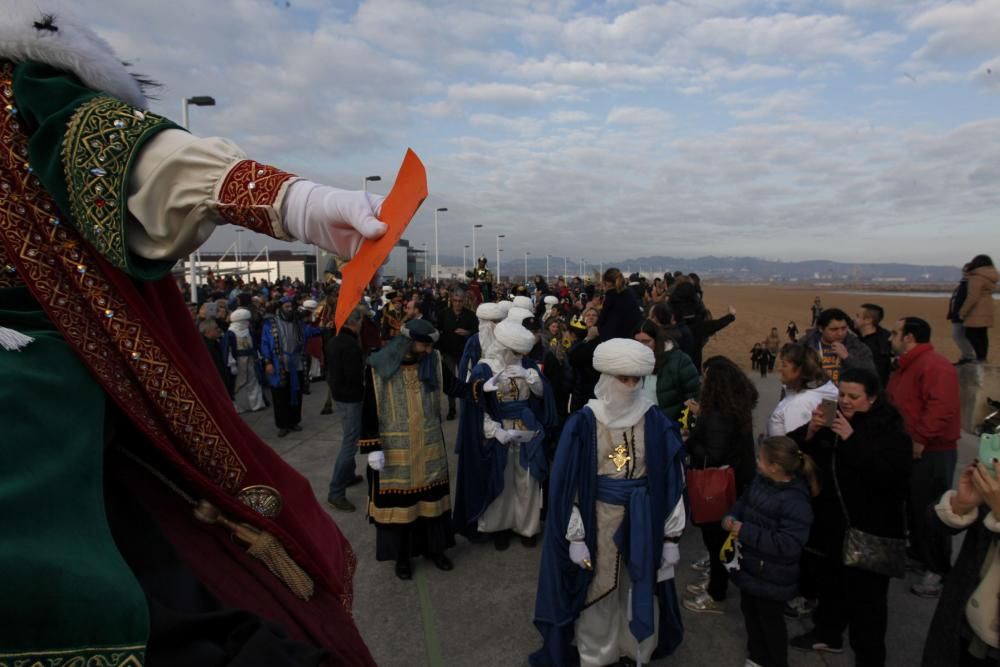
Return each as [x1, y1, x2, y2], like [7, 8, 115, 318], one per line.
[609, 443, 630, 472]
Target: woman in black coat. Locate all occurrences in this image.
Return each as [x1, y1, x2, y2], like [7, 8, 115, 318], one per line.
[922, 459, 1000, 666]
[595, 267, 643, 342]
[682, 356, 759, 614]
[787, 367, 911, 666]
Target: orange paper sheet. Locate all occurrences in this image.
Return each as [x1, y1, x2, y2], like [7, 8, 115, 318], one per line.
[335, 148, 427, 330]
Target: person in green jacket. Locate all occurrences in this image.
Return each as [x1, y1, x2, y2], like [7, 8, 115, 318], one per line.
[634, 320, 701, 421]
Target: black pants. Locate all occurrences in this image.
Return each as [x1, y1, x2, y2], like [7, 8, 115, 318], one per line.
[441, 354, 458, 413]
[740, 593, 788, 667]
[813, 561, 890, 667]
[965, 327, 989, 361]
[699, 521, 730, 601]
[798, 549, 823, 600]
[271, 374, 303, 429]
[909, 449, 957, 575]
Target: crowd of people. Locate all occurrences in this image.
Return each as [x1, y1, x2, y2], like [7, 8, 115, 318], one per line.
[187, 251, 996, 667]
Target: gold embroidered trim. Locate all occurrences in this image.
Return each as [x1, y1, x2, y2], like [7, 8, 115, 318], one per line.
[0, 644, 145, 666]
[369, 478, 449, 496]
[0, 63, 247, 492]
[215, 159, 296, 240]
[60, 95, 174, 272]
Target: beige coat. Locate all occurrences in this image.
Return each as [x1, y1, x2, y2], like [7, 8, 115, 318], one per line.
[959, 265, 999, 328]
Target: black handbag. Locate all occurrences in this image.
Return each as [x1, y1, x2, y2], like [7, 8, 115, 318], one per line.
[832, 447, 906, 579]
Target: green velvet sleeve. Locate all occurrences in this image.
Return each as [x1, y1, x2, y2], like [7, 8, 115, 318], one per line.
[12, 62, 181, 280]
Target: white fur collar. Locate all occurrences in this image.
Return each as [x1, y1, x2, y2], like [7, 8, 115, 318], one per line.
[0, 0, 146, 107]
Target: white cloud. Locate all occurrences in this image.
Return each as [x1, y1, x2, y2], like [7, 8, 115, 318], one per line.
[549, 110, 592, 123]
[447, 82, 579, 106]
[606, 106, 672, 126]
[908, 0, 1000, 61]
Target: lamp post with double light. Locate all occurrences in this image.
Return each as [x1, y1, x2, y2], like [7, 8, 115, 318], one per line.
[180, 95, 215, 304]
[434, 207, 447, 282]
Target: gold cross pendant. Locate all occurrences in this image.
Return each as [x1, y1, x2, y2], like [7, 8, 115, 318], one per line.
[609, 443, 630, 472]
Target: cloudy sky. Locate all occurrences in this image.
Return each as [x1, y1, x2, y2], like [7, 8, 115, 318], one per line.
[84, 0, 999, 266]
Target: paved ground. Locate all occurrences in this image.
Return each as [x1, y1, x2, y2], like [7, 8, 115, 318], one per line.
[243, 375, 979, 667]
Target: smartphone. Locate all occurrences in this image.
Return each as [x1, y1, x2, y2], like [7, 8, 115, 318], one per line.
[980, 433, 1000, 478]
[820, 399, 838, 427]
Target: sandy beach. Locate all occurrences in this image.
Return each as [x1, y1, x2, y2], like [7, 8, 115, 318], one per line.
[699, 284, 998, 371]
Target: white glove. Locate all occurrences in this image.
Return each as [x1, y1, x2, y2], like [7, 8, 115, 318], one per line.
[367, 451, 385, 471]
[661, 542, 680, 569]
[503, 364, 529, 379]
[493, 428, 515, 445]
[483, 371, 506, 392]
[568, 541, 592, 570]
[282, 181, 387, 259]
[228, 361, 238, 375]
[524, 368, 540, 385]
[657, 542, 680, 582]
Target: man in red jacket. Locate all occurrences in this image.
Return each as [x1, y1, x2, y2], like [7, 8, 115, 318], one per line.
[887, 316, 960, 599]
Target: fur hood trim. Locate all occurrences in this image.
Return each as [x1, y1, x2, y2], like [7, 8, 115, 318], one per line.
[0, 0, 146, 107]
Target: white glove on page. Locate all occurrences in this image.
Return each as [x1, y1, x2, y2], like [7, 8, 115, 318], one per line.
[493, 428, 515, 445]
[657, 542, 680, 582]
[367, 451, 385, 471]
[568, 541, 592, 569]
[282, 180, 387, 259]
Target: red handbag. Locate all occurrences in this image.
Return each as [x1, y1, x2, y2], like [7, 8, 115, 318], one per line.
[686, 464, 736, 525]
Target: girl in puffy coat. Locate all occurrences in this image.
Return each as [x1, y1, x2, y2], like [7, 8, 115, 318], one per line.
[723, 436, 818, 667]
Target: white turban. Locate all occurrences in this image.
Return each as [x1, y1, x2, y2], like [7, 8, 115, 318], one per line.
[512, 295, 533, 310]
[497, 300, 513, 316]
[543, 295, 558, 305]
[302, 299, 318, 310]
[494, 320, 536, 354]
[588, 338, 656, 428]
[593, 338, 655, 377]
[230, 308, 252, 323]
[476, 302, 505, 322]
[505, 307, 534, 325]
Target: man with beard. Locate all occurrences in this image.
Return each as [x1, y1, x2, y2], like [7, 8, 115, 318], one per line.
[360, 319, 455, 579]
[438, 289, 478, 420]
[261, 296, 305, 437]
[532, 338, 687, 667]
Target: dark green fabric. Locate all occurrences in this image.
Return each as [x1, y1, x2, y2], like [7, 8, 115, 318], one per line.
[12, 62, 178, 281]
[0, 286, 149, 658]
[656, 347, 701, 421]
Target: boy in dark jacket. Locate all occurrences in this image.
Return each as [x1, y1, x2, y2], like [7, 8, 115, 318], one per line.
[724, 436, 816, 667]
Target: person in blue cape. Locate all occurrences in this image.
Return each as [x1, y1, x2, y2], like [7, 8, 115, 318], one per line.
[453, 316, 557, 550]
[531, 338, 687, 667]
[452, 300, 508, 458]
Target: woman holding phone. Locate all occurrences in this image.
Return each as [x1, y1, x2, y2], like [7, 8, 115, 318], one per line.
[768, 343, 839, 437]
[787, 367, 912, 665]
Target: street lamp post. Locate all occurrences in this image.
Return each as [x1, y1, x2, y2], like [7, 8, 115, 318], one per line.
[524, 251, 530, 285]
[181, 95, 215, 304]
[434, 207, 447, 283]
[463, 245, 469, 277]
[496, 234, 505, 283]
[472, 224, 483, 267]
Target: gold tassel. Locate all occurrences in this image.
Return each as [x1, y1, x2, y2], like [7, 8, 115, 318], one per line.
[194, 500, 314, 600]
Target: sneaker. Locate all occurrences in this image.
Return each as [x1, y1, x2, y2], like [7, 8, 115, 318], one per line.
[327, 496, 356, 512]
[789, 631, 843, 654]
[783, 596, 817, 619]
[685, 578, 710, 596]
[682, 592, 726, 614]
[277, 428, 290, 438]
[911, 571, 943, 598]
[691, 553, 711, 573]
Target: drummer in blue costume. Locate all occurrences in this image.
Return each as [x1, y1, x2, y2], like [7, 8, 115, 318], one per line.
[453, 316, 556, 549]
[531, 338, 687, 667]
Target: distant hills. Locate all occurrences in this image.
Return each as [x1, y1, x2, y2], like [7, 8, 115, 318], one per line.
[437, 254, 961, 284]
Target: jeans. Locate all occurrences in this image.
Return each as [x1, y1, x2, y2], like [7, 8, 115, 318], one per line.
[328, 400, 362, 500]
[741, 593, 788, 667]
[952, 322, 977, 361]
[909, 448, 958, 575]
[964, 327, 989, 362]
